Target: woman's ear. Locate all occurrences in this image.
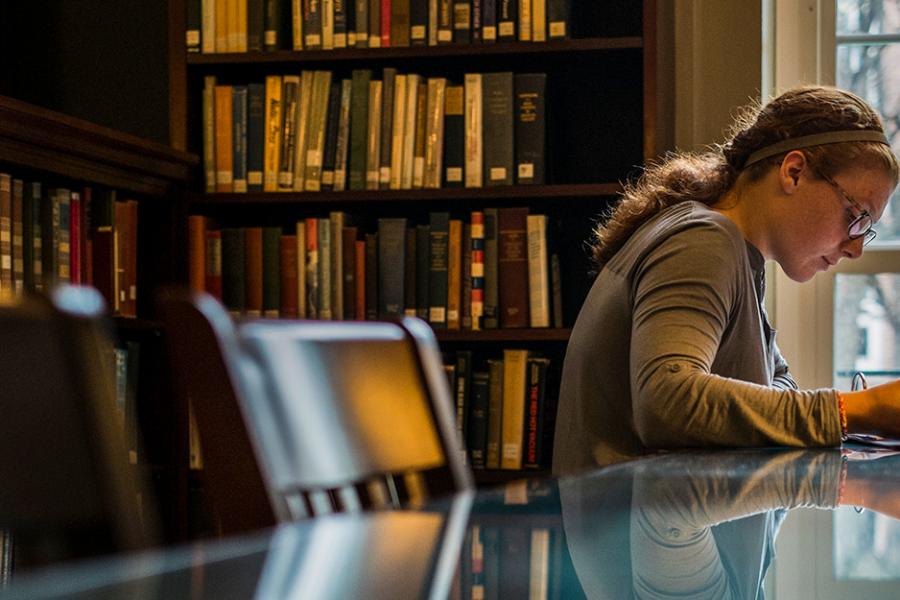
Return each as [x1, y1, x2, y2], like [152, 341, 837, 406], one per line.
[779, 150, 807, 195]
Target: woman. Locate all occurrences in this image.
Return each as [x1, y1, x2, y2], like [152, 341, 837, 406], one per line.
[552, 85, 900, 475]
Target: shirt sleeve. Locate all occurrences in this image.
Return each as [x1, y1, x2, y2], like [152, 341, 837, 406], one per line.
[628, 220, 842, 449]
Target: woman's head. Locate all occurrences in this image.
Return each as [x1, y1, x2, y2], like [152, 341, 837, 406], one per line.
[591, 85, 899, 270]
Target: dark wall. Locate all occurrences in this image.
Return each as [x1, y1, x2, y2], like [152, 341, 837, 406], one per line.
[0, 1, 169, 144]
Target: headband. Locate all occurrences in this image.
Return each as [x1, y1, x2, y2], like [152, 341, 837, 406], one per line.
[742, 130, 890, 168]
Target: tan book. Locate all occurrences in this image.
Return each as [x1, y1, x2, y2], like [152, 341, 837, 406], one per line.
[322, 0, 335, 49]
[292, 0, 305, 50]
[500, 348, 529, 469]
[201, 0, 216, 53]
[518, 0, 532, 41]
[215, 0, 229, 51]
[389, 74, 408, 190]
[412, 82, 428, 189]
[304, 70, 333, 191]
[263, 75, 283, 191]
[203, 75, 217, 192]
[423, 77, 446, 189]
[531, 0, 546, 42]
[292, 71, 314, 191]
[526, 214, 549, 327]
[447, 218, 462, 329]
[329, 211, 345, 320]
[214, 85, 234, 192]
[464, 73, 483, 188]
[236, 0, 249, 50]
[365, 79, 383, 189]
[401, 73, 420, 189]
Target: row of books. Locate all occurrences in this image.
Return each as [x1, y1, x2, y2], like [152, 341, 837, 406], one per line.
[187, 0, 571, 54]
[189, 206, 562, 331]
[0, 174, 138, 317]
[203, 69, 546, 193]
[456, 524, 563, 600]
[445, 348, 552, 471]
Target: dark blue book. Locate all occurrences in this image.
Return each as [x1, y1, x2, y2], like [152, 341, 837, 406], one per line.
[415, 224, 430, 320]
[428, 211, 450, 328]
[248, 0, 265, 51]
[547, 0, 570, 39]
[186, 0, 201, 52]
[410, 0, 428, 45]
[321, 82, 343, 191]
[246, 83, 265, 192]
[481, 0, 497, 42]
[232, 86, 249, 192]
[468, 370, 490, 468]
[497, 0, 516, 41]
[334, 0, 349, 47]
[452, 0, 471, 44]
[377, 218, 407, 319]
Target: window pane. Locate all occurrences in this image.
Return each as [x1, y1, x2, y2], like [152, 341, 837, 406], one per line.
[833, 273, 900, 390]
[834, 507, 900, 580]
[836, 43, 900, 241]
[837, 0, 900, 35]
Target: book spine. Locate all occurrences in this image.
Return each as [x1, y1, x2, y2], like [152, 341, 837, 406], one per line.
[215, 85, 234, 192]
[442, 84, 465, 187]
[415, 223, 430, 320]
[348, 69, 372, 190]
[329, 211, 344, 319]
[317, 217, 332, 319]
[365, 79, 383, 189]
[369, 0, 381, 47]
[292, 0, 305, 49]
[481, 0, 496, 42]
[517, 0, 531, 40]
[380, 0, 391, 47]
[428, 0, 439, 45]
[205, 228, 223, 299]
[342, 226, 358, 319]
[526, 213, 549, 327]
[11, 179, 24, 293]
[522, 356, 550, 469]
[461, 222, 472, 329]
[472, 0, 482, 42]
[423, 77, 446, 189]
[355, 239, 366, 319]
[354, 0, 368, 46]
[514, 73, 546, 184]
[321, 82, 343, 190]
[428, 211, 449, 328]
[304, 0, 323, 48]
[391, 0, 410, 46]
[482, 206, 499, 328]
[304, 70, 333, 190]
[364, 232, 378, 319]
[531, 0, 545, 42]
[333, 79, 353, 191]
[447, 218, 462, 329]
[452, 0, 471, 44]
[247, 82, 266, 192]
[463, 73, 483, 188]
[379, 67, 397, 189]
[189, 216, 207, 292]
[203, 76, 216, 192]
[547, 0, 571, 40]
[263, 75, 283, 191]
[292, 71, 314, 191]
[244, 227, 264, 317]
[412, 81, 428, 188]
[437, 0, 453, 43]
[400, 74, 420, 189]
[500, 348, 528, 469]
[497, 206, 529, 328]
[296, 221, 307, 318]
[470, 210, 484, 330]
[497, 0, 516, 40]
[410, 0, 428, 45]
[278, 75, 301, 189]
[221, 228, 247, 315]
[232, 85, 249, 192]
[389, 74, 408, 190]
[482, 71, 514, 186]
[22, 181, 34, 292]
[333, 0, 348, 46]
[468, 370, 490, 468]
[454, 350, 472, 463]
[201, 0, 216, 53]
[280, 233, 299, 317]
[322, 0, 335, 49]
[377, 217, 407, 318]
[404, 226, 417, 316]
[58, 190, 71, 286]
[305, 217, 319, 318]
[485, 358, 503, 468]
[0, 174, 12, 293]
[248, 0, 266, 51]
[237, 0, 249, 50]
[187, 0, 202, 52]
[264, 0, 286, 50]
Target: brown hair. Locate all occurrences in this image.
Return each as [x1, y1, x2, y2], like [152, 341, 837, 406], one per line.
[591, 85, 900, 268]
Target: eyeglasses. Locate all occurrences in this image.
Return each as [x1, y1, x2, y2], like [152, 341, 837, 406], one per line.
[816, 170, 878, 246]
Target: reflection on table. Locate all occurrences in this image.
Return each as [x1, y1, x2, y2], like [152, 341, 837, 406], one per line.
[5, 447, 900, 599]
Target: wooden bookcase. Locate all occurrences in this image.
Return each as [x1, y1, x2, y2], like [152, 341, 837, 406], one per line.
[166, 0, 672, 491]
[0, 95, 198, 542]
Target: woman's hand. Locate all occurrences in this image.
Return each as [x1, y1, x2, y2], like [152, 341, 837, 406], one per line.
[843, 379, 900, 438]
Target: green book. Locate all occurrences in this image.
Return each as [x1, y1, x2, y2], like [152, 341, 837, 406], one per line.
[262, 227, 281, 317]
[348, 69, 372, 190]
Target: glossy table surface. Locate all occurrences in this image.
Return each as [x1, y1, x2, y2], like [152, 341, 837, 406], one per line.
[4, 447, 900, 599]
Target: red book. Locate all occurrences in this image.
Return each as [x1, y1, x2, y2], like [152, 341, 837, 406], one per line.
[280, 234, 298, 318]
[381, 0, 391, 46]
[81, 187, 92, 287]
[69, 191, 81, 285]
[205, 229, 223, 300]
[354, 240, 365, 320]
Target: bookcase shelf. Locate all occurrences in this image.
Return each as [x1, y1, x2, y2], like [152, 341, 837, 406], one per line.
[436, 328, 571, 343]
[187, 183, 621, 207]
[185, 37, 643, 66]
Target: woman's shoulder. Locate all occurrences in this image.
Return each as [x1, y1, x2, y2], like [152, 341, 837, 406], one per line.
[638, 201, 744, 250]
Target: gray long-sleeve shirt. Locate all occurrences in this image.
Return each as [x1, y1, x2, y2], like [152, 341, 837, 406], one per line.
[552, 201, 843, 475]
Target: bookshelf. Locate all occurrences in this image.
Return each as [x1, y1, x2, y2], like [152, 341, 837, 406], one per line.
[0, 94, 197, 543]
[166, 0, 672, 492]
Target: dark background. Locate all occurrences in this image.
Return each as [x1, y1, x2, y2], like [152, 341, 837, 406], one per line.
[0, 1, 169, 144]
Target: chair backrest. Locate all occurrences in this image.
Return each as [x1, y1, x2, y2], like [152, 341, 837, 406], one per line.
[238, 316, 473, 518]
[156, 289, 280, 532]
[0, 286, 154, 568]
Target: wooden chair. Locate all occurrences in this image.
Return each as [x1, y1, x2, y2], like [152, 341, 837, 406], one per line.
[156, 289, 280, 533]
[0, 286, 155, 568]
[237, 315, 473, 519]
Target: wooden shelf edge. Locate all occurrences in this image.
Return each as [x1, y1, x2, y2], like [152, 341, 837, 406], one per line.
[436, 328, 571, 342]
[186, 37, 644, 65]
[188, 183, 621, 206]
[0, 95, 199, 188]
